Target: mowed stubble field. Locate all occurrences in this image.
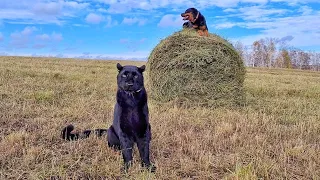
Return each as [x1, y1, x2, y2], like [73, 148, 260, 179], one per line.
[0, 56, 319, 180]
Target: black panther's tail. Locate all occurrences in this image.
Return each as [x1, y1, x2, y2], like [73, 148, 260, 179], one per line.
[61, 124, 108, 141]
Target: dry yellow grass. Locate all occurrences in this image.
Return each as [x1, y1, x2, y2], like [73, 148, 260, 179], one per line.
[0, 56, 319, 179]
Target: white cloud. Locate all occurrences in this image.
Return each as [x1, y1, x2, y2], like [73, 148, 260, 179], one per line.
[122, 17, 147, 26]
[223, 8, 238, 13]
[36, 34, 51, 41]
[227, 5, 289, 21]
[215, 22, 237, 29]
[10, 32, 30, 48]
[64, 1, 89, 9]
[9, 26, 63, 49]
[35, 32, 63, 42]
[105, 16, 119, 27]
[97, 8, 108, 13]
[72, 24, 89, 27]
[0, 9, 35, 22]
[93, 0, 302, 16]
[90, 0, 320, 16]
[84, 13, 117, 27]
[33, 2, 62, 16]
[32, 1, 89, 15]
[298, 6, 313, 15]
[215, 5, 320, 48]
[52, 32, 63, 42]
[0, 0, 89, 25]
[21, 26, 37, 35]
[1, 0, 320, 56]
[270, 0, 320, 3]
[93, 0, 281, 13]
[1, 0, 319, 26]
[85, 13, 103, 24]
[107, 3, 133, 14]
[158, 14, 184, 27]
[33, 44, 47, 49]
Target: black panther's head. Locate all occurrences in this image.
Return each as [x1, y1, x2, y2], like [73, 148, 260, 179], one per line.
[116, 63, 145, 93]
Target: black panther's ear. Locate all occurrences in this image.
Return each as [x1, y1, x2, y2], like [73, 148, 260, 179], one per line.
[117, 63, 123, 72]
[138, 65, 146, 73]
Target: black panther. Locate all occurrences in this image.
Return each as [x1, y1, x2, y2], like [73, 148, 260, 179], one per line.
[61, 63, 156, 173]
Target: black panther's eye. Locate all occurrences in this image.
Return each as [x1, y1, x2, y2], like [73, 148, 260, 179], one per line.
[122, 74, 127, 78]
[134, 75, 138, 79]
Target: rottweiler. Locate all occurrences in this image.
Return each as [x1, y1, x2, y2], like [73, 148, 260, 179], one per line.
[181, 8, 209, 37]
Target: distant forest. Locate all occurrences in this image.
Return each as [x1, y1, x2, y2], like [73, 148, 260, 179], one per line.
[233, 37, 320, 71]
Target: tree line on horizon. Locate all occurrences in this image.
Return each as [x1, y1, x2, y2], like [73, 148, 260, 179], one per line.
[233, 37, 320, 71]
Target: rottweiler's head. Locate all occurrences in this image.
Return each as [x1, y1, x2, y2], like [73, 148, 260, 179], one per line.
[181, 8, 198, 22]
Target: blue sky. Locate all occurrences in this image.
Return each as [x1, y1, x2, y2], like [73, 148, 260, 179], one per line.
[0, 0, 319, 60]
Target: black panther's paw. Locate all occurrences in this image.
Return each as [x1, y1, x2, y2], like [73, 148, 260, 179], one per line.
[141, 163, 156, 173]
[120, 161, 133, 173]
[107, 142, 121, 151]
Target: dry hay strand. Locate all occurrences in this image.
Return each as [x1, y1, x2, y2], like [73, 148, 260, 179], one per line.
[146, 29, 246, 108]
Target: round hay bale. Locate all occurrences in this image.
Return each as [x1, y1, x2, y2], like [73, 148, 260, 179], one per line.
[146, 29, 246, 108]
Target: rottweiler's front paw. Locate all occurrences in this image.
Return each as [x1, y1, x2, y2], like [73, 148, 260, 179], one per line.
[197, 30, 204, 36]
[204, 30, 209, 37]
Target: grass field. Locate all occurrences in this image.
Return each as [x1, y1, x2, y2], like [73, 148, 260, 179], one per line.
[0, 56, 319, 180]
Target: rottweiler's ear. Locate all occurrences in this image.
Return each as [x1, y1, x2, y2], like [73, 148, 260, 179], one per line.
[138, 65, 146, 73]
[117, 63, 123, 71]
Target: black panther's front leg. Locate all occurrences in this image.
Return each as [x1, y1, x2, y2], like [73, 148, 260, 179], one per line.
[107, 126, 121, 150]
[119, 133, 134, 172]
[137, 131, 156, 172]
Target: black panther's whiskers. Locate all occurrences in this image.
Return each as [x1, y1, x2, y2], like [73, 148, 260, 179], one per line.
[61, 63, 156, 173]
